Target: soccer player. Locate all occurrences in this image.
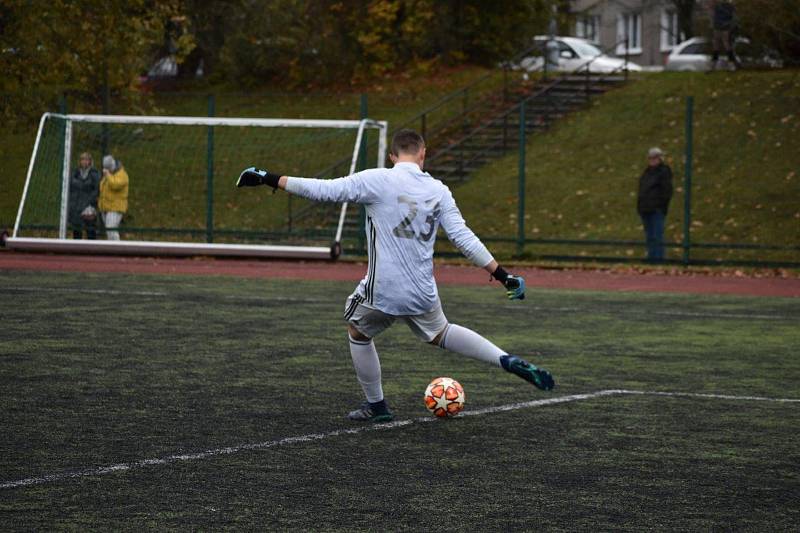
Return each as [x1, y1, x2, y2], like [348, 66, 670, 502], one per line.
[237, 129, 554, 422]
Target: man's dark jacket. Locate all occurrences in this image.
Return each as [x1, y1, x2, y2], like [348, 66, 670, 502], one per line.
[637, 163, 673, 215]
[713, 1, 736, 31]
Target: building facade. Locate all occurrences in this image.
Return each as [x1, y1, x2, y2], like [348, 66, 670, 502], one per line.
[569, 0, 700, 67]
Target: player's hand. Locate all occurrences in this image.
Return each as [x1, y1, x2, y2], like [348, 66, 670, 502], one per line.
[237, 167, 281, 189]
[237, 167, 268, 187]
[504, 275, 526, 300]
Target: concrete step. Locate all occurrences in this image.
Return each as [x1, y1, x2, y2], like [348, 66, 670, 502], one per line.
[425, 163, 492, 175]
[546, 85, 609, 94]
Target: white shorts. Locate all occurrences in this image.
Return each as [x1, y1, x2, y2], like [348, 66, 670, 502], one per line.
[343, 293, 448, 342]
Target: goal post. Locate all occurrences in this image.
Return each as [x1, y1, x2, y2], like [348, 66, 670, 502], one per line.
[8, 113, 388, 259]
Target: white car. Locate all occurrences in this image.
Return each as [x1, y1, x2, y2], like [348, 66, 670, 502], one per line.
[665, 36, 783, 71]
[517, 36, 642, 74]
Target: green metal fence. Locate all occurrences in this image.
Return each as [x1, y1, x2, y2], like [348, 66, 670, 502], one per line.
[10, 75, 799, 268]
[437, 89, 800, 268]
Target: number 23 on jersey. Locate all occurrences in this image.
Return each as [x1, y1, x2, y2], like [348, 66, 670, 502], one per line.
[392, 195, 441, 242]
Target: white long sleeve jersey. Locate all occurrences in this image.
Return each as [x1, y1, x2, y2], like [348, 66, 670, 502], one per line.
[286, 162, 494, 315]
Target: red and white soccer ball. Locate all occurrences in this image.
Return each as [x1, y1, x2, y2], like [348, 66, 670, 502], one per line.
[424, 377, 465, 417]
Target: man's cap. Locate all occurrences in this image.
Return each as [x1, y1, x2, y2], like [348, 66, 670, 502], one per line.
[648, 147, 664, 158]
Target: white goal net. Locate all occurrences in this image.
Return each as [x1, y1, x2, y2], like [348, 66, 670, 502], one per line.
[8, 113, 388, 259]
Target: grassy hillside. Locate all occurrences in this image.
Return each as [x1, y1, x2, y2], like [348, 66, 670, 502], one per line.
[3, 69, 797, 264]
[0, 66, 493, 232]
[453, 70, 800, 263]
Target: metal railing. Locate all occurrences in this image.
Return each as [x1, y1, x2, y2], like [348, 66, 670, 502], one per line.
[423, 38, 633, 181]
[285, 41, 548, 227]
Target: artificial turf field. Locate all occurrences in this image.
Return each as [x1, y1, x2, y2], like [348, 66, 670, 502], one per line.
[1, 269, 799, 530]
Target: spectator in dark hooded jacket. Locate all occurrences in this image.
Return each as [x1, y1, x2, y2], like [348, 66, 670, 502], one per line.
[68, 152, 100, 239]
[709, 0, 740, 71]
[637, 147, 673, 262]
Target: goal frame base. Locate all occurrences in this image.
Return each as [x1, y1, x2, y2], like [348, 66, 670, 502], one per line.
[4, 237, 339, 260]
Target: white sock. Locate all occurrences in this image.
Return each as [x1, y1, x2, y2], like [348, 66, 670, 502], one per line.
[348, 335, 384, 403]
[439, 324, 507, 367]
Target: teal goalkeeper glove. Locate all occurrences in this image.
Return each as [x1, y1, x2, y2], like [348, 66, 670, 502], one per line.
[491, 266, 526, 300]
[504, 275, 526, 300]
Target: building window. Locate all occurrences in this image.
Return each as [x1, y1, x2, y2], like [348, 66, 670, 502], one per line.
[576, 15, 601, 44]
[616, 12, 642, 55]
[660, 9, 684, 50]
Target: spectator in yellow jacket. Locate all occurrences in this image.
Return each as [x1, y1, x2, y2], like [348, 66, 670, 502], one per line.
[99, 155, 129, 240]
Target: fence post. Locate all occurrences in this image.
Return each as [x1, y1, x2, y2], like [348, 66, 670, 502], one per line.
[455, 89, 465, 179]
[503, 65, 509, 103]
[543, 40, 549, 81]
[206, 94, 215, 243]
[359, 94, 368, 169]
[517, 100, 526, 256]
[624, 38, 629, 82]
[101, 64, 110, 158]
[358, 93, 368, 255]
[682, 96, 694, 265]
[503, 113, 508, 150]
[462, 89, 469, 135]
[585, 65, 590, 101]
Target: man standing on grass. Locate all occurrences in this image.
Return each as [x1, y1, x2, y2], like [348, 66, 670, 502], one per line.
[237, 129, 554, 422]
[637, 147, 673, 262]
[709, 0, 740, 72]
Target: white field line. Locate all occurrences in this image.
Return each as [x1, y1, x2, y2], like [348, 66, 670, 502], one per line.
[2, 389, 798, 491]
[613, 389, 800, 403]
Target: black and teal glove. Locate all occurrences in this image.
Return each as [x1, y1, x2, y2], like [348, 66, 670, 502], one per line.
[236, 167, 282, 190]
[504, 275, 526, 300]
[492, 266, 526, 300]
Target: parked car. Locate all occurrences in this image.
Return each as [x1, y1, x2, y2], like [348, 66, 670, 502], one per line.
[138, 55, 204, 89]
[516, 36, 642, 74]
[665, 36, 783, 71]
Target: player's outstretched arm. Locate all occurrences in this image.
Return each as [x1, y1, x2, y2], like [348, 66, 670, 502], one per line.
[485, 260, 526, 301]
[237, 166, 378, 204]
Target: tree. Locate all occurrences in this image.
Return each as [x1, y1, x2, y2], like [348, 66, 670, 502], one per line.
[176, 0, 242, 79]
[196, 0, 558, 86]
[734, 0, 800, 62]
[0, 0, 565, 122]
[0, 0, 181, 126]
[671, 0, 697, 39]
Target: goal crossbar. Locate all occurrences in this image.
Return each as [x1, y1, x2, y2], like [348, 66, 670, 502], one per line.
[8, 113, 388, 260]
[47, 113, 381, 129]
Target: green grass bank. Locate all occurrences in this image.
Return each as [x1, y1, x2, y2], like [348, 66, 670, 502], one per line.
[455, 70, 800, 263]
[2, 69, 798, 264]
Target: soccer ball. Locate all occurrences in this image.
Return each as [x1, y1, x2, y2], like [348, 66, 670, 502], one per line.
[424, 377, 465, 417]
